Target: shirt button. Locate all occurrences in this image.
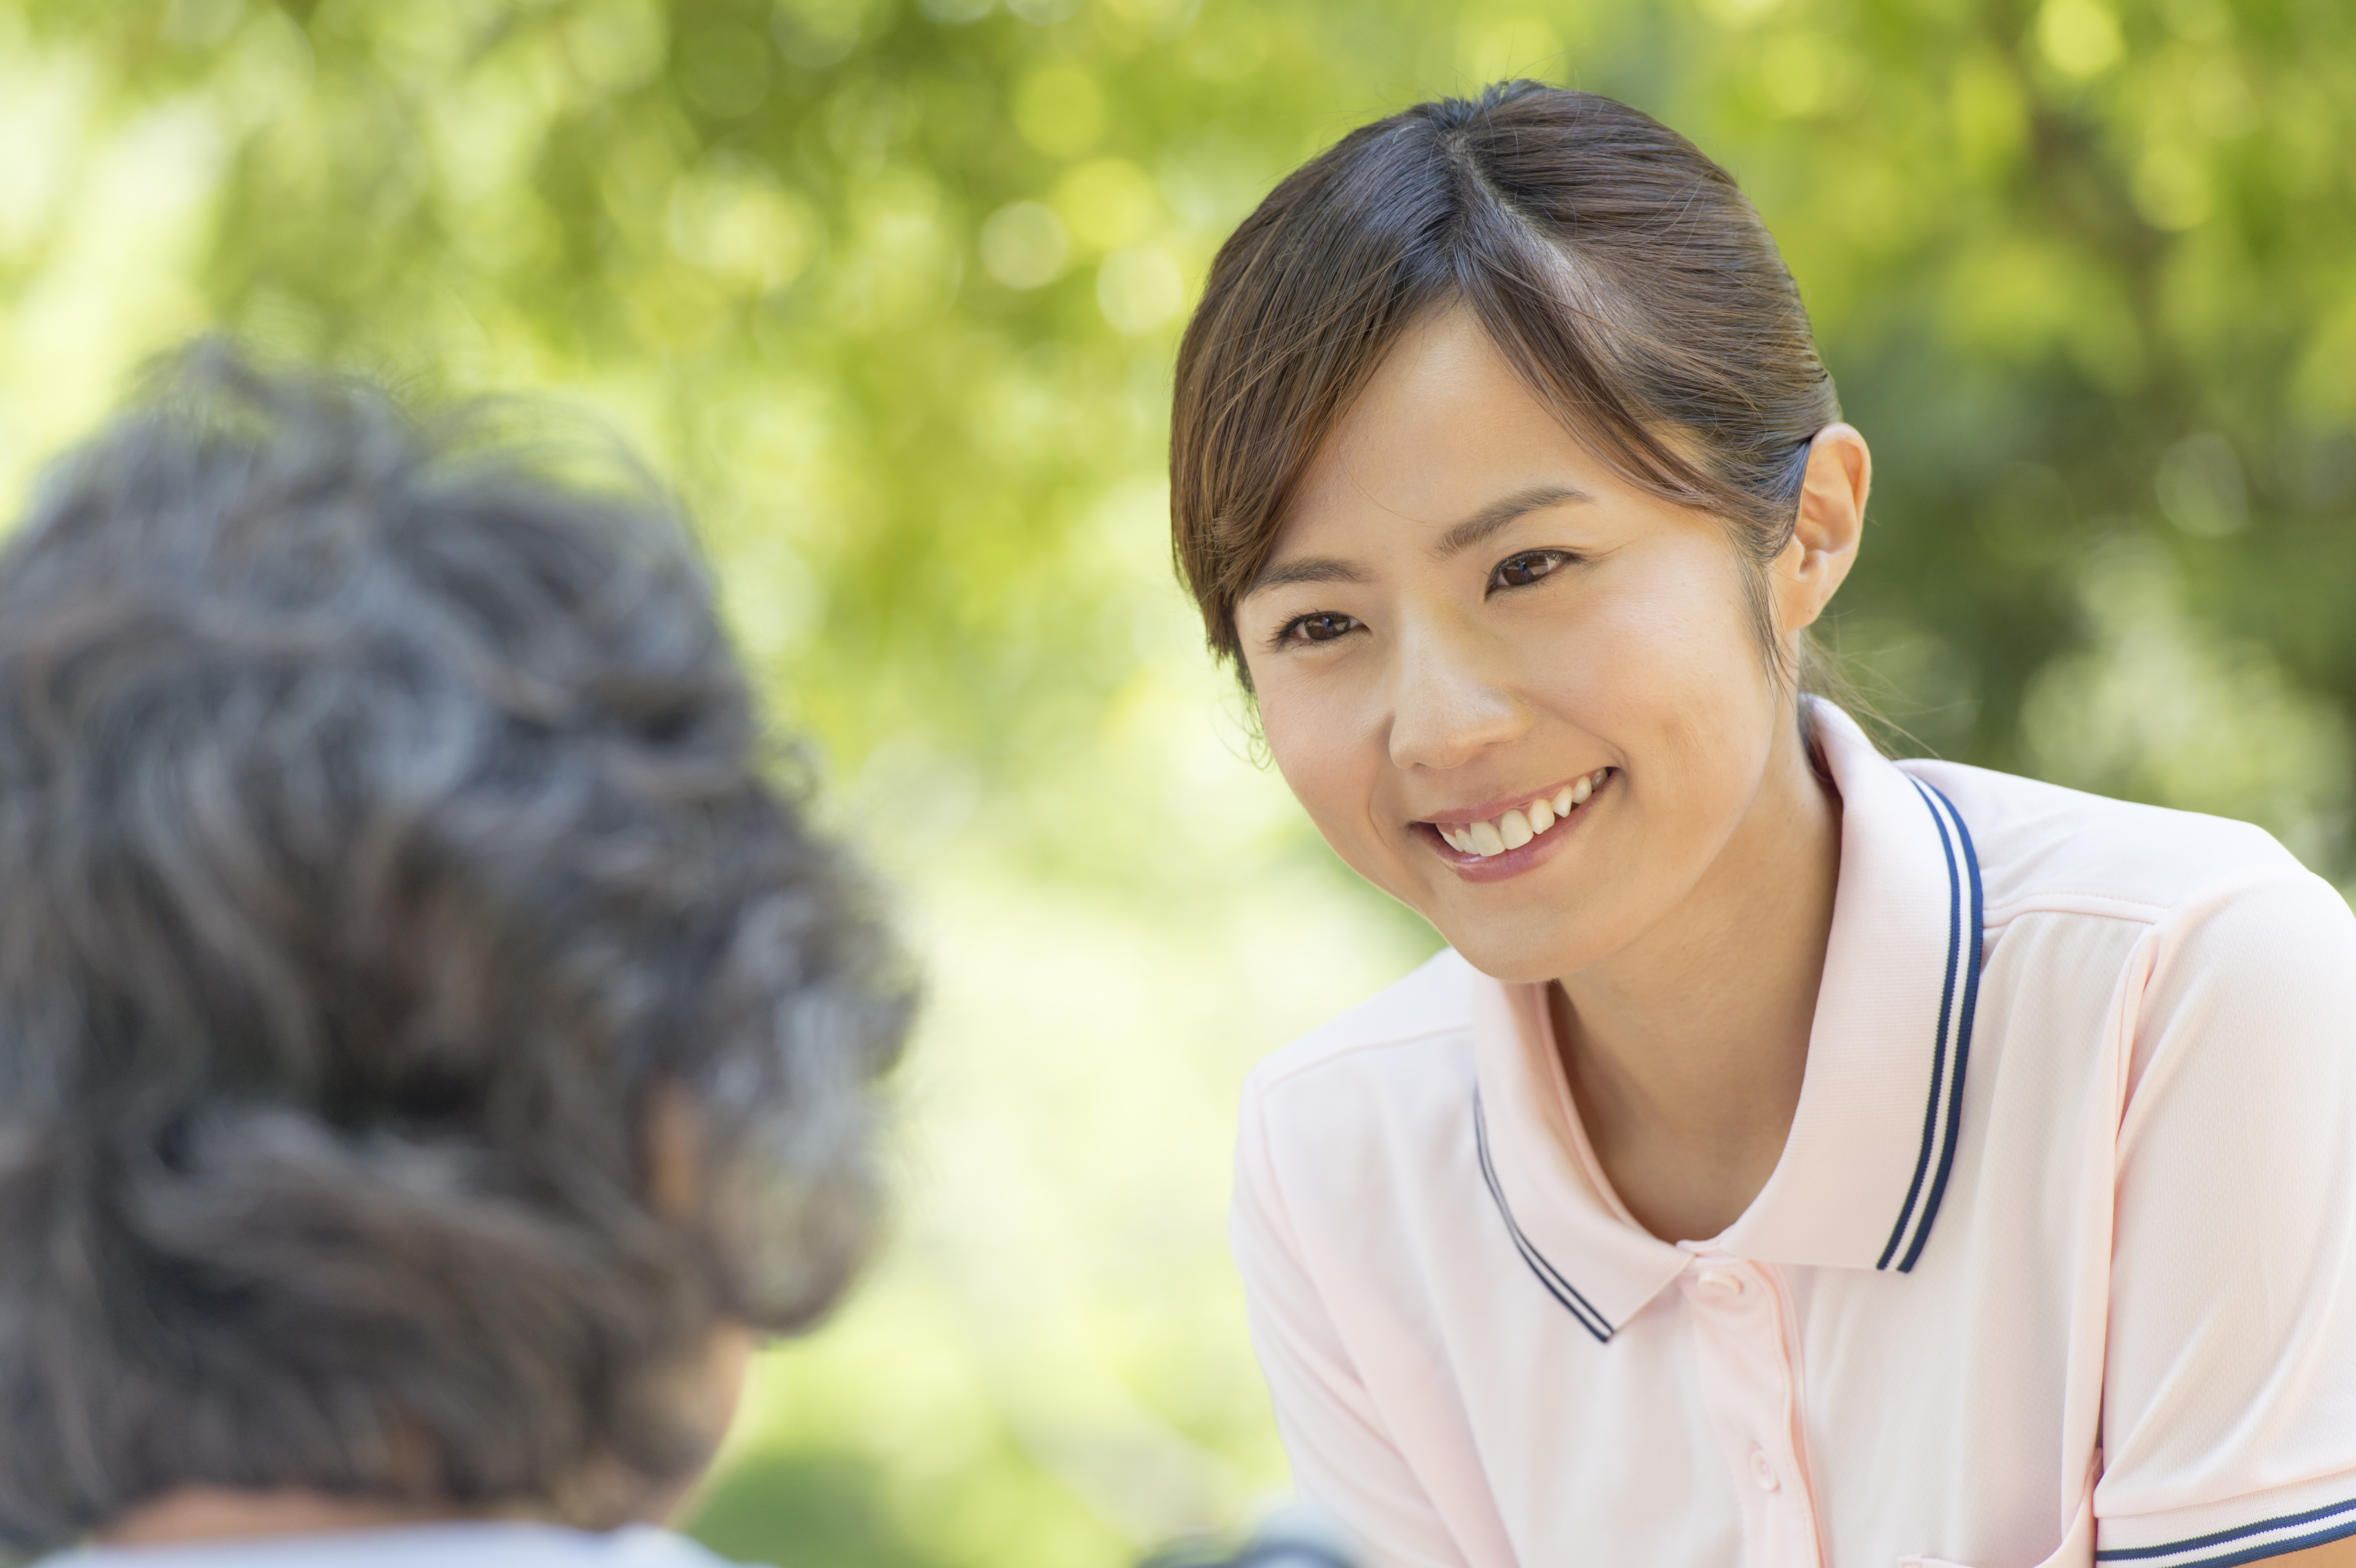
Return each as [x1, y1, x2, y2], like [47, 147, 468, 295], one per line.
[1750, 1449, 1779, 1492]
[1696, 1269, 1745, 1297]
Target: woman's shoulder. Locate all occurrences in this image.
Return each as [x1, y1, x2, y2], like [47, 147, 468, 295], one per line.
[1904, 761, 2356, 1083]
[1242, 946, 1481, 1112]
[1898, 755, 2327, 926]
[1234, 947, 1489, 1230]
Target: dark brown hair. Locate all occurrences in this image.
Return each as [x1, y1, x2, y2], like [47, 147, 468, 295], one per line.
[1170, 81, 1840, 683]
[0, 344, 912, 1550]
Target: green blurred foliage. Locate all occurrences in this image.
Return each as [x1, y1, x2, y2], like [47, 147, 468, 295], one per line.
[0, 0, 2351, 1565]
[3, 0, 2352, 856]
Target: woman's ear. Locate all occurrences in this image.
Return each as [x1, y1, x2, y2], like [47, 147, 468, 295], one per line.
[1776, 422, 1870, 634]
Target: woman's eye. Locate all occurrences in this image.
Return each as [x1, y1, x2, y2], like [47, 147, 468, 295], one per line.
[1491, 551, 1567, 591]
[1278, 612, 1361, 646]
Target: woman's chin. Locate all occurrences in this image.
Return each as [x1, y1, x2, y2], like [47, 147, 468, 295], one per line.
[1433, 916, 1608, 988]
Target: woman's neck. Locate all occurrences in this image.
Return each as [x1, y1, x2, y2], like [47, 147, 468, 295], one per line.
[1552, 709, 1843, 1244]
[100, 1489, 507, 1547]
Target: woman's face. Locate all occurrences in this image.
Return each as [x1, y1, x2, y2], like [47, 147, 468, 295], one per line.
[1237, 308, 1851, 985]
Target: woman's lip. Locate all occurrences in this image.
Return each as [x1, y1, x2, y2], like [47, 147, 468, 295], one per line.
[1418, 773, 1598, 828]
[1419, 769, 1611, 883]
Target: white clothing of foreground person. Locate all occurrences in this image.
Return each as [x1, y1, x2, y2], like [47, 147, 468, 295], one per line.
[0, 347, 911, 1564]
[1167, 83, 2356, 1568]
[43, 1524, 737, 1568]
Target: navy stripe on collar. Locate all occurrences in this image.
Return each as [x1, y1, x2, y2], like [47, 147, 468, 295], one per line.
[1876, 779, 1985, 1273]
[2093, 1495, 2356, 1568]
[1474, 1090, 1614, 1343]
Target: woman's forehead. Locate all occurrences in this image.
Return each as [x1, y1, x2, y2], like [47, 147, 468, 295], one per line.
[1272, 314, 1638, 561]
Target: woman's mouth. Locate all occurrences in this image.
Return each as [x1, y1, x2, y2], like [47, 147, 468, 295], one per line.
[1423, 768, 1614, 868]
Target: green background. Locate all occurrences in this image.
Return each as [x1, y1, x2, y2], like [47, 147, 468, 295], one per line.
[0, 0, 2349, 1565]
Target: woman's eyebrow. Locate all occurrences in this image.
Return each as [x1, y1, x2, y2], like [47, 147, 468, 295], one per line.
[1247, 555, 1371, 594]
[1247, 485, 1592, 596]
[1431, 484, 1593, 559]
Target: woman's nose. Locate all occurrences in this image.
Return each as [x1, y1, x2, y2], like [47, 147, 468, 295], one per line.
[1385, 624, 1527, 772]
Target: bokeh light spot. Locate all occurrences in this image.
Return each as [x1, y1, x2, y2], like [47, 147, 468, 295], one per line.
[2156, 432, 2248, 536]
[1053, 158, 1160, 253]
[982, 201, 1072, 289]
[1015, 62, 1107, 159]
[669, 164, 824, 294]
[1095, 245, 1182, 335]
[160, 0, 243, 49]
[773, 0, 872, 69]
[1458, 16, 1564, 86]
[2037, 0, 2125, 79]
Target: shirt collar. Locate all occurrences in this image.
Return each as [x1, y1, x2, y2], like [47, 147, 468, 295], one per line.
[1467, 702, 1985, 1341]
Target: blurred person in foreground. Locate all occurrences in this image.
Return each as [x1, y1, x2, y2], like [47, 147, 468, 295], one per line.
[0, 346, 913, 1566]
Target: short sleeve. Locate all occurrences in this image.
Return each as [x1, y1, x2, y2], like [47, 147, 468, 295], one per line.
[2095, 871, 2356, 1567]
[1231, 1079, 1472, 1568]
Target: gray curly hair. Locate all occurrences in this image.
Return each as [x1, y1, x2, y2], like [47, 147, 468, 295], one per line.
[0, 344, 914, 1551]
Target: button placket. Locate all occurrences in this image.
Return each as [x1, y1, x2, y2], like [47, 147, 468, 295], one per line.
[1680, 1258, 1821, 1568]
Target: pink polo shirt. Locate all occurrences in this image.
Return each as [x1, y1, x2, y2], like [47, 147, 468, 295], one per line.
[1232, 703, 2356, 1568]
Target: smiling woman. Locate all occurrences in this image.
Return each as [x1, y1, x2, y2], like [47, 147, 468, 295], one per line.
[1170, 83, 2356, 1568]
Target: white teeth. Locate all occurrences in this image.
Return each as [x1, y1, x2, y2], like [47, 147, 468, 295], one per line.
[1440, 769, 1612, 860]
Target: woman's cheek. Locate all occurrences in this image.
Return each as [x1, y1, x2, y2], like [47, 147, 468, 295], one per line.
[1267, 726, 1420, 903]
[1262, 692, 1366, 843]
[1580, 554, 1770, 725]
